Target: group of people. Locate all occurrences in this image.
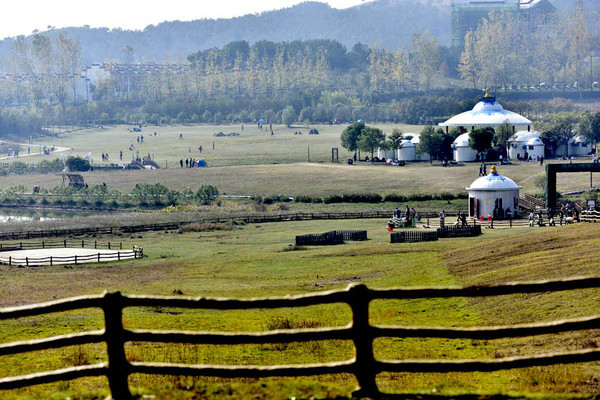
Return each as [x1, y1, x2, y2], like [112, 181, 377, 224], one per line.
[180, 158, 202, 168]
[387, 205, 421, 231]
[492, 206, 512, 220]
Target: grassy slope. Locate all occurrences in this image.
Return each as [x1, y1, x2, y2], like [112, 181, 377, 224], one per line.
[1, 220, 599, 398]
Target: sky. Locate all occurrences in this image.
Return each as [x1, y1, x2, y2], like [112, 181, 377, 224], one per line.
[0, 0, 373, 40]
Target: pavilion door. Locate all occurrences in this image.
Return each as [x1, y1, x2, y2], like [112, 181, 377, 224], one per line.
[469, 197, 478, 218]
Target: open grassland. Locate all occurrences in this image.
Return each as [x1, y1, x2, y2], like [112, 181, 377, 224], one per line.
[0, 154, 593, 197]
[0, 220, 599, 399]
[0, 123, 597, 197]
[21, 123, 422, 168]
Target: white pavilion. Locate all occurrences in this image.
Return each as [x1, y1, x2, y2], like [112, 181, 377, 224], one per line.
[466, 165, 522, 219]
[439, 90, 532, 162]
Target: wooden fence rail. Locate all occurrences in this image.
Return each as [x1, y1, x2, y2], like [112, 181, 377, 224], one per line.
[3, 277, 598, 398]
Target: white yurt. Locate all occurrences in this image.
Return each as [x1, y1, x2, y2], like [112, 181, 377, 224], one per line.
[466, 165, 522, 219]
[508, 130, 544, 160]
[377, 148, 396, 160]
[397, 140, 416, 161]
[568, 135, 591, 157]
[404, 133, 430, 161]
[453, 133, 477, 162]
[440, 89, 532, 162]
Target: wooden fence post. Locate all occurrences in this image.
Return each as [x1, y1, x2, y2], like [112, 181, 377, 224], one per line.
[8, 256, 11, 266]
[81, 240, 85, 248]
[120, 242, 122, 250]
[98, 253, 101, 262]
[348, 284, 379, 398]
[103, 292, 133, 400]
[74, 255, 77, 264]
[26, 257, 28, 267]
[108, 242, 111, 250]
[50, 256, 52, 266]
[118, 252, 121, 261]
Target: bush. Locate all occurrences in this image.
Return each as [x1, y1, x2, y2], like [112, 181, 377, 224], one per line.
[66, 156, 91, 172]
[324, 194, 343, 204]
[294, 195, 314, 203]
[195, 185, 219, 205]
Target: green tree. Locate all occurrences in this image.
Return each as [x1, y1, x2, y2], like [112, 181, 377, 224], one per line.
[388, 129, 404, 151]
[494, 122, 514, 158]
[65, 156, 91, 172]
[357, 126, 386, 162]
[468, 127, 495, 157]
[418, 125, 444, 162]
[340, 121, 366, 156]
[195, 185, 219, 205]
[539, 114, 576, 156]
[282, 106, 297, 127]
[579, 112, 600, 149]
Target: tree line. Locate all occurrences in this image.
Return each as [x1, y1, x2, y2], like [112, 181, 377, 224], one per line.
[340, 110, 600, 161]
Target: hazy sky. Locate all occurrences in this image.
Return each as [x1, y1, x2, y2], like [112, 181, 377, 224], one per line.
[0, 1, 372, 40]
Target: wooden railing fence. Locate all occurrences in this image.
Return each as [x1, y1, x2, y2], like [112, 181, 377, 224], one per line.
[580, 210, 600, 223]
[390, 230, 439, 243]
[1, 277, 600, 398]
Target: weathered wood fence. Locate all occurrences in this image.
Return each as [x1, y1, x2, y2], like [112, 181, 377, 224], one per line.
[1, 277, 600, 399]
[437, 225, 482, 238]
[390, 230, 439, 243]
[296, 230, 367, 246]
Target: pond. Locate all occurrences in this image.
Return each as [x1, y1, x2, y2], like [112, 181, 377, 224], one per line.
[0, 208, 98, 222]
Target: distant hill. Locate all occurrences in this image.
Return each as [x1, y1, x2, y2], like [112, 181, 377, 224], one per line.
[0, 0, 595, 67]
[0, 0, 451, 66]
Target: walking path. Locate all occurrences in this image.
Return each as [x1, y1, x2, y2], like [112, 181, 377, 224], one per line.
[0, 144, 71, 161]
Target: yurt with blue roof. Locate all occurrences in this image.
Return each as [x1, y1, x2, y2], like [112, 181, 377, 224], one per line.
[466, 165, 522, 219]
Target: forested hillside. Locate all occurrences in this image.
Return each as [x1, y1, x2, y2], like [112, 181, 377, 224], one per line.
[0, 0, 451, 65]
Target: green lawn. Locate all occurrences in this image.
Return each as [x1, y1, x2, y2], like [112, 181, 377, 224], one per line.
[0, 220, 599, 399]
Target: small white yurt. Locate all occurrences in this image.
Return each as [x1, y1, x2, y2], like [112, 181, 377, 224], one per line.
[377, 148, 396, 160]
[568, 135, 591, 157]
[397, 140, 416, 161]
[466, 165, 522, 219]
[453, 132, 477, 162]
[405, 133, 430, 161]
[508, 130, 544, 160]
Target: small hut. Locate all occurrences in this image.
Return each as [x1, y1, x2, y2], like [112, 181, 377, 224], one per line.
[453, 133, 477, 162]
[397, 140, 416, 161]
[466, 165, 522, 219]
[508, 130, 544, 160]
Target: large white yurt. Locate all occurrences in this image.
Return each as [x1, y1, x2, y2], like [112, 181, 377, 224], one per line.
[453, 133, 477, 162]
[440, 90, 532, 162]
[466, 165, 522, 219]
[397, 140, 416, 161]
[508, 130, 544, 160]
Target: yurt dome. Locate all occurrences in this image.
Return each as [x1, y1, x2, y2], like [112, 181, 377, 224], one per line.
[466, 165, 522, 219]
[453, 132, 477, 162]
[527, 137, 543, 146]
[453, 133, 470, 147]
[510, 130, 541, 143]
[439, 90, 532, 128]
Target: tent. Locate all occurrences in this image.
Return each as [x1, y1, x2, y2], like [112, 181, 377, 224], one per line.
[196, 160, 209, 167]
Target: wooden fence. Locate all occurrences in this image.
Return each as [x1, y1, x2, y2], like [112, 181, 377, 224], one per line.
[580, 210, 600, 223]
[295, 230, 367, 246]
[390, 230, 438, 243]
[1, 277, 600, 399]
[437, 225, 482, 238]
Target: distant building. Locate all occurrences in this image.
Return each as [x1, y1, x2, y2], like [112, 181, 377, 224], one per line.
[451, 0, 556, 49]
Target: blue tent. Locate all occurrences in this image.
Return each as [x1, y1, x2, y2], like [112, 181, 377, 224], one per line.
[196, 160, 209, 167]
[258, 118, 266, 123]
[357, 119, 365, 123]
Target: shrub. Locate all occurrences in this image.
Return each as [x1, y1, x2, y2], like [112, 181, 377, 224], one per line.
[195, 185, 219, 205]
[294, 195, 313, 203]
[324, 194, 343, 204]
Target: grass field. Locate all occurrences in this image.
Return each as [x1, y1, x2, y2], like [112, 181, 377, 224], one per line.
[0, 123, 597, 197]
[1, 220, 599, 399]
